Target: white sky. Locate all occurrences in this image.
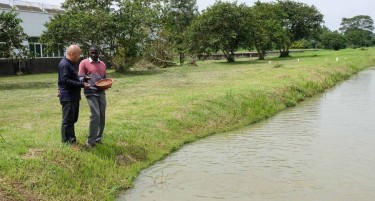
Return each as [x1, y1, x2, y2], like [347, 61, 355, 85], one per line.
[6, 0, 375, 31]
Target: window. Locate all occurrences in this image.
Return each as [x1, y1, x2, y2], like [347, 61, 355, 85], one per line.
[29, 44, 35, 55]
[27, 43, 65, 58]
[53, 49, 59, 57]
[35, 44, 41, 57]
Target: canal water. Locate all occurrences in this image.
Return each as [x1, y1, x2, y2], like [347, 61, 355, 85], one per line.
[119, 69, 375, 201]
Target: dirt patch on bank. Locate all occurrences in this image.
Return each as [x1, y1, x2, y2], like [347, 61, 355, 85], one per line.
[21, 148, 44, 159]
[0, 189, 17, 201]
[0, 179, 42, 201]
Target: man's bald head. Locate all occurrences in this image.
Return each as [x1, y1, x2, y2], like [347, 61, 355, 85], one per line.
[66, 45, 81, 63]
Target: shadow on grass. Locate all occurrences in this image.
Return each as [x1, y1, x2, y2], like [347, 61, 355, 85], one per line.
[108, 69, 167, 78]
[288, 54, 322, 59]
[212, 54, 323, 66]
[0, 81, 54, 90]
[212, 59, 270, 66]
[213, 59, 287, 66]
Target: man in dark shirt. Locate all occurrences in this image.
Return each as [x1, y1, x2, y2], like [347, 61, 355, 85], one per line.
[58, 45, 90, 144]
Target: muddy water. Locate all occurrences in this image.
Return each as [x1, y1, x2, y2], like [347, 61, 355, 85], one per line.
[119, 69, 375, 201]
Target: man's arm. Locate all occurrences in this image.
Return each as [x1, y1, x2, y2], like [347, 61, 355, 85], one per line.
[60, 65, 84, 88]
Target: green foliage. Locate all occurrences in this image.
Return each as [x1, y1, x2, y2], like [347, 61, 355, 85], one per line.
[186, 2, 247, 62]
[320, 31, 347, 50]
[40, 0, 115, 57]
[113, 0, 167, 71]
[40, 0, 329, 66]
[41, 0, 164, 72]
[274, 0, 324, 57]
[144, 33, 175, 67]
[339, 15, 375, 48]
[162, 0, 199, 64]
[243, 2, 281, 60]
[339, 15, 374, 33]
[345, 29, 374, 48]
[0, 10, 27, 58]
[291, 39, 318, 49]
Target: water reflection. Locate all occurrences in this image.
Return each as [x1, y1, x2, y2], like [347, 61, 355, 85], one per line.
[120, 69, 375, 201]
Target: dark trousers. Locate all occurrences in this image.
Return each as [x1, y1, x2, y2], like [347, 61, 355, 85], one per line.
[61, 101, 79, 143]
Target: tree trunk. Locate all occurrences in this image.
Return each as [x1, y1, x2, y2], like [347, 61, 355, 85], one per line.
[179, 53, 185, 64]
[222, 50, 235, 62]
[228, 51, 235, 62]
[279, 49, 290, 57]
[227, 54, 235, 62]
[256, 48, 265, 60]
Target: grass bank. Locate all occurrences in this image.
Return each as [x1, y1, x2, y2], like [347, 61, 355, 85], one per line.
[1, 48, 375, 200]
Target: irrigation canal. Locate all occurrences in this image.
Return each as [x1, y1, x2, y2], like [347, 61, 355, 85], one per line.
[119, 68, 375, 201]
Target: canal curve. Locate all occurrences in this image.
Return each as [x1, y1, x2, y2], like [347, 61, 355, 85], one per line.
[119, 68, 375, 201]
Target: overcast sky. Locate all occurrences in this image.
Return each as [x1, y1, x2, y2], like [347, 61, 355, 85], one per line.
[7, 0, 375, 31]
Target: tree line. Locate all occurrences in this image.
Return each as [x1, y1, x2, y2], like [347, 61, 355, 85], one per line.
[1, 0, 374, 71]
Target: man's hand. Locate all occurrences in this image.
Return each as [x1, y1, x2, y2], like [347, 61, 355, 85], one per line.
[84, 82, 91, 89]
[83, 75, 91, 81]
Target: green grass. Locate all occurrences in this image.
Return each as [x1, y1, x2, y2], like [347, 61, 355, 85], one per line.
[1, 48, 375, 200]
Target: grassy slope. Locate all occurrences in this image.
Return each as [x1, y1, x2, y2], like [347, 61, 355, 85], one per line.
[1, 48, 375, 200]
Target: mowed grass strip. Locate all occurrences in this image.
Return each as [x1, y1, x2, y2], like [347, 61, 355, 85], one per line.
[1, 48, 375, 200]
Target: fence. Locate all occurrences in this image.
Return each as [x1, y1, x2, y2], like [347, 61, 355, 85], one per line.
[0, 50, 308, 75]
[198, 50, 307, 60]
[199, 52, 259, 60]
[0, 57, 113, 76]
[0, 58, 61, 75]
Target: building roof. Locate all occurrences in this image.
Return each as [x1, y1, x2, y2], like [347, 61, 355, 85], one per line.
[0, 2, 12, 9]
[0, 1, 64, 14]
[44, 8, 65, 14]
[14, 4, 43, 12]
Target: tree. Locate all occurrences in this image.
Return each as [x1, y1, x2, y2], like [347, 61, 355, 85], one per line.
[320, 30, 347, 50]
[162, 0, 199, 64]
[344, 29, 374, 48]
[274, 0, 324, 57]
[186, 2, 247, 62]
[40, 0, 115, 58]
[0, 10, 27, 58]
[242, 2, 281, 60]
[113, 0, 164, 70]
[339, 15, 374, 33]
[41, 0, 164, 71]
[339, 15, 375, 48]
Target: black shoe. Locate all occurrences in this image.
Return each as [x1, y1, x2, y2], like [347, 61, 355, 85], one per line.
[69, 138, 77, 144]
[63, 139, 78, 145]
[96, 139, 103, 144]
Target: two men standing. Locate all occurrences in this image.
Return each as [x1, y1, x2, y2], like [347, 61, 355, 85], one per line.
[58, 44, 107, 147]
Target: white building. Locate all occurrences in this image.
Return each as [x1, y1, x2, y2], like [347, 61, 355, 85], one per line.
[0, 0, 65, 58]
